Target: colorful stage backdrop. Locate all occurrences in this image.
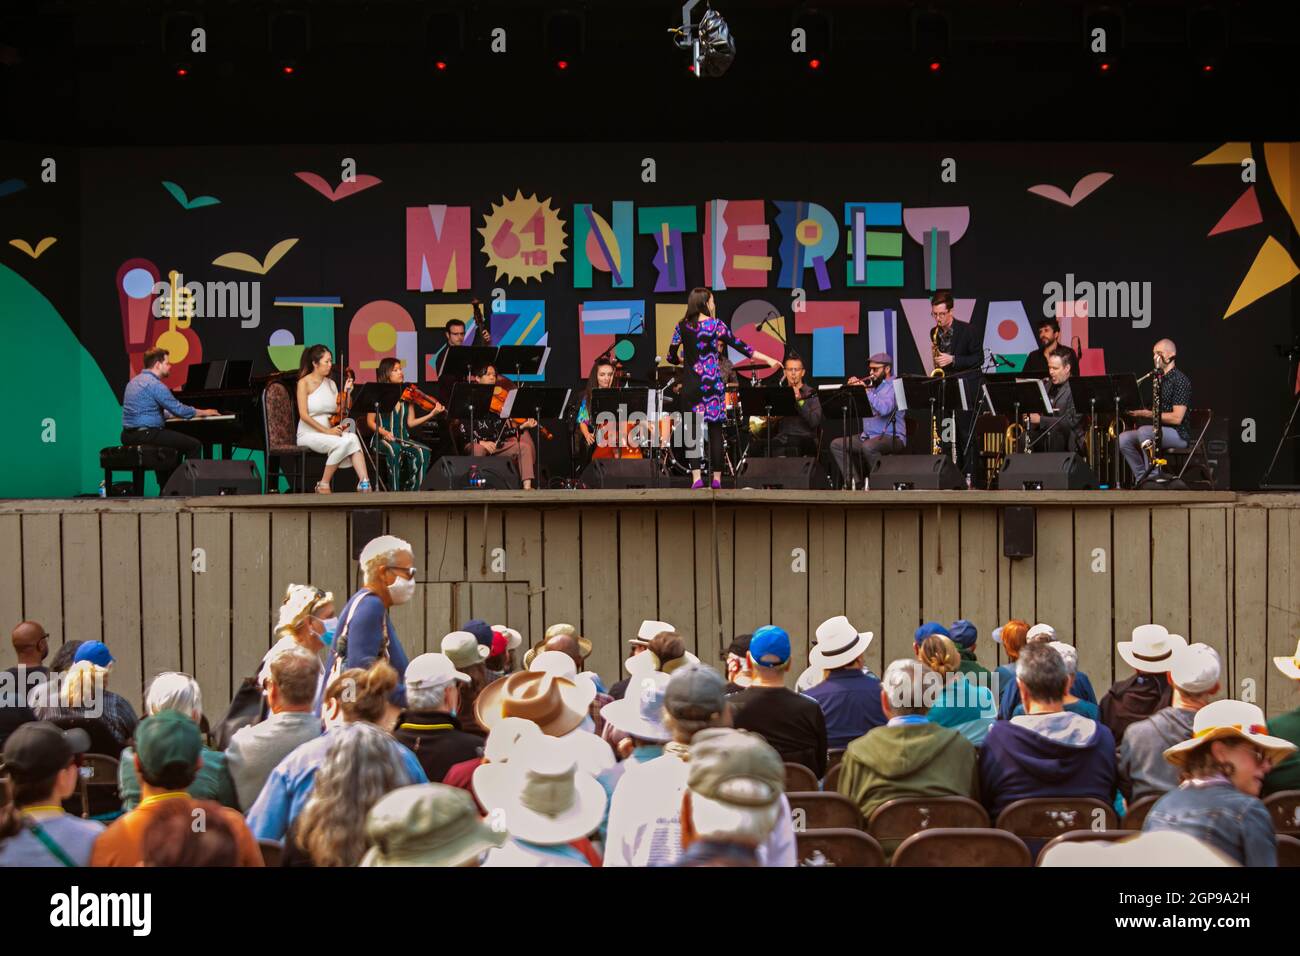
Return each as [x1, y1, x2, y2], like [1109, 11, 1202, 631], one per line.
[1, 141, 1297, 496]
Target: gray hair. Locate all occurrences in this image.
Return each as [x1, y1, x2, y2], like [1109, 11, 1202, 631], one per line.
[295, 722, 411, 867]
[269, 648, 321, 707]
[1047, 641, 1078, 679]
[404, 678, 452, 713]
[1016, 643, 1068, 705]
[881, 659, 929, 717]
[145, 672, 203, 718]
[359, 535, 414, 582]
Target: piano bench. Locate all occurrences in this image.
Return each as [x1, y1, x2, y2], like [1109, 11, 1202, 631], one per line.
[100, 445, 180, 496]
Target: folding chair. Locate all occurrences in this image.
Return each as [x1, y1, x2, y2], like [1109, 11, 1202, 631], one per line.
[786, 791, 864, 831]
[868, 796, 990, 846]
[796, 828, 885, 867]
[783, 762, 819, 792]
[893, 828, 1032, 867]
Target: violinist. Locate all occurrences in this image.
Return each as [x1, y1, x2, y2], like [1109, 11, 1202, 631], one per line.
[295, 344, 372, 493]
[367, 358, 442, 491]
[466, 363, 538, 489]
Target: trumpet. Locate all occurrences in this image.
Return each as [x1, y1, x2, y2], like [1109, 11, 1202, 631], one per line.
[929, 326, 945, 378]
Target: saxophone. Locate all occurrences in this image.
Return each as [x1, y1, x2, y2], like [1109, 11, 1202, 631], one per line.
[929, 325, 947, 378]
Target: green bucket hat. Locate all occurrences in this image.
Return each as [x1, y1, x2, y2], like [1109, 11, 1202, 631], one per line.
[360, 784, 506, 867]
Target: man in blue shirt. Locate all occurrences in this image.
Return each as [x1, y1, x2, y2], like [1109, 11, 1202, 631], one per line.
[802, 616, 884, 750]
[830, 352, 907, 488]
[120, 347, 219, 487]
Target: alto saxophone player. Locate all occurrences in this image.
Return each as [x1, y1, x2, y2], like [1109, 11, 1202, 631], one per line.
[1118, 339, 1192, 486]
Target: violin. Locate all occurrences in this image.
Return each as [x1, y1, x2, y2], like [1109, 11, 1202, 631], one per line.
[328, 366, 356, 430]
[400, 384, 443, 414]
[488, 378, 552, 440]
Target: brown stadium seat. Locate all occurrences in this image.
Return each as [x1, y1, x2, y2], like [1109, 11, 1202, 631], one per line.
[796, 827, 885, 867]
[892, 828, 1032, 867]
[786, 791, 864, 831]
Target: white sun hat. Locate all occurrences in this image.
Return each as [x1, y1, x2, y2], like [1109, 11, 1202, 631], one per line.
[1116, 624, 1187, 674]
[808, 616, 873, 670]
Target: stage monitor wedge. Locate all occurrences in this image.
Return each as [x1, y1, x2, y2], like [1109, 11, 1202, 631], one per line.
[580, 459, 656, 489]
[996, 452, 1097, 490]
[735, 457, 829, 490]
[871, 455, 964, 490]
[422, 456, 521, 490]
[161, 460, 262, 496]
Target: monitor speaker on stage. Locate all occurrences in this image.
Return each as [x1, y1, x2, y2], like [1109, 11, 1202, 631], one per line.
[996, 452, 1097, 490]
[421, 456, 521, 490]
[580, 459, 656, 489]
[160, 460, 262, 497]
[870, 455, 964, 490]
[734, 458, 829, 490]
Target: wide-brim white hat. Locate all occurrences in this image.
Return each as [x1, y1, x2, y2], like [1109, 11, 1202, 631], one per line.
[1274, 641, 1300, 682]
[276, 584, 333, 632]
[473, 738, 607, 845]
[1117, 624, 1187, 673]
[600, 672, 671, 742]
[1039, 831, 1238, 868]
[795, 665, 825, 692]
[633, 620, 675, 646]
[625, 648, 699, 677]
[809, 616, 873, 670]
[1162, 698, 1297, 768]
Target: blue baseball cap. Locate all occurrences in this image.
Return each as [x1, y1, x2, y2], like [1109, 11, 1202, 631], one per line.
[948, 620, 977, 649]
[461, 619, 494, 648]
[749, 626, 791, 667]
[73, 641, 114, 667]
[913, 622, 949, 646]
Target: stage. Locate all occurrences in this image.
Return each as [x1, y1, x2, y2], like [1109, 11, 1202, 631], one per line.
[2, 489, 1297, 720]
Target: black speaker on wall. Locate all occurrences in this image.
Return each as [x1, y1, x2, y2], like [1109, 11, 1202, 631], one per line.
[870, 455, 964, 490]
[996, 452, 1096, 490]
[421, 456, 521, 490]
[580, 459, 657, 489]
[160, 460, 262, 496]
[734, 457, 829, 489]
[1003, 505, 1036, 559]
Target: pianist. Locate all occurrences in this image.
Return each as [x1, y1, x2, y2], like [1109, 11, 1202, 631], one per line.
[121, 347, 221, 488]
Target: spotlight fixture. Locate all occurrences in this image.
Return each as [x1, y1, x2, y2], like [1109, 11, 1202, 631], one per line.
[162, 11, 203, 78]
[426, 10, 464, 73]
[269, 10, 310, 76]
[546, 11, 584, 73]
[913, 9, 949, 74]
[671, 1, 735, 78]
[793, 7, 831, 73]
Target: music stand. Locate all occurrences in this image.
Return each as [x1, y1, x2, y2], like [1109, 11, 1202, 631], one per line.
[819, 384, 869, 489]
[494, 345, 548, 380]
[1068, 376, 1109, 479]
[982, 379, 1053, 473]
[1104, 373, 1142, 488]
[898, 375, 944, 454]
[508, 385, 570, 466]
[440, 346, 499, 382]
[181, 362, 211, 394]
[448, 383, 498, 454]
[737, 385, 801, 461]
[350, 383, 406, 491]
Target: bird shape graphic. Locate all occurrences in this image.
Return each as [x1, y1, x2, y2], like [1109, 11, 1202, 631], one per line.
[294, 171, 382, 202]
[8, 237, 57, 259]
[162, 180, 221, 209]
[1026, 172, 1113, 208]
[212, 238, 299, 275]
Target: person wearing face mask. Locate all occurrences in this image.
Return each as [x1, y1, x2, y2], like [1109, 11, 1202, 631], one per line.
[319, 535, 416, 712]
[259, 584, 337, 691]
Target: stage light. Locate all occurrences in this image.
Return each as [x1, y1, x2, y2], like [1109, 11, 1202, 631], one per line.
[793, 6, 831, 72]
[434, 60, 447, 72]
[175, 66, 189, 78]
[427, 10, 464, 72]
[1085, 6, 1124, 74]
[929, 60, 941, 72]
[269, 10, 310, 77]
[808, 58, 821, 70]
[913, 9, 949, 74]
[546, 10, 584, 73]
[1188, 4, 1226, 73]
[671, 1, 735, 78]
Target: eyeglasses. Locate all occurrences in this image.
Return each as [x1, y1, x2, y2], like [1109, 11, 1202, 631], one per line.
[386, 565, 418, 579]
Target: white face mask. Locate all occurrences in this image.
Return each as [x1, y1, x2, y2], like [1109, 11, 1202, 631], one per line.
[387, 574, 416, 605]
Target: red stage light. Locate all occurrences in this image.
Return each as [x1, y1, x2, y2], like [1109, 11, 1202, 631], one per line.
[556, 59, 569, 70]
[1202, 63, 1214, 72]
[282, 65, 295, 75]
[176, 67, 188, 77]
[434, 60, 447, 71]
[1099, 61, 1110, 72]
[929, 60, 941, 72]
[808, 58, 821, 70]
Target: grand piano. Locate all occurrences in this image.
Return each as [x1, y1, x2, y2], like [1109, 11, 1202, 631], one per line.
[164, 359, 276, 459]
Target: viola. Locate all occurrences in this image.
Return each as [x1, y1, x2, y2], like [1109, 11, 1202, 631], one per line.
[488, 380, 552, 440]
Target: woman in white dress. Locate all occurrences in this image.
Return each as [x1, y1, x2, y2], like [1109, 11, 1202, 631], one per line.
[296, 344, 372, 493]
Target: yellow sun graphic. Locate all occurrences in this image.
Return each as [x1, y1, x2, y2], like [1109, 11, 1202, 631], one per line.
[477, 190, 568, 284]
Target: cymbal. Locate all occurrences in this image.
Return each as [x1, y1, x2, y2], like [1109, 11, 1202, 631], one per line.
[652, 365, 680, 380]
[730, 361, 770, 372]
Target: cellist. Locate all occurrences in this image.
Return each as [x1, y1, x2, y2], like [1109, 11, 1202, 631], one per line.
[466, 363, 538, 489]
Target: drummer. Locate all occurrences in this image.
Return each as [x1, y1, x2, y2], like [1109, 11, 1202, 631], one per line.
[750, 353, 822, 457]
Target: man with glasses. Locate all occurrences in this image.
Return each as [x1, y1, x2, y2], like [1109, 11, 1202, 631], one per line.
[320, 535, 416, 709]
[929, 291, 983, 472]
[1, 621, 51, 748]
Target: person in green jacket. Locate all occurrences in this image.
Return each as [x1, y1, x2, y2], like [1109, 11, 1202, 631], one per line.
[1263, 643, 1300, 796]
[117, 672, 238, 811]
[837, 657, 979, 859]
[947, 620, 992, 680]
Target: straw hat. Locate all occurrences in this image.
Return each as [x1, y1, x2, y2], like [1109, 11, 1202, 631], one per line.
[474, 671, 595, 737]
[1162, 699, 1297, 768]
[1273, 640, 1300, 682]
[809, 616, 873, 670]
[276, 584, 333, 633]
[359, 784, 506, 867]
[1117, 624, 1187, 674]
[624, 647, 700, 678]
[631, 619, 674, 648]
[473, 736, 607, 845]
[521, 623, 593, 669]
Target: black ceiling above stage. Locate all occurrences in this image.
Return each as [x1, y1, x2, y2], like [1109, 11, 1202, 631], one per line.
[2, 0, 1298, 144]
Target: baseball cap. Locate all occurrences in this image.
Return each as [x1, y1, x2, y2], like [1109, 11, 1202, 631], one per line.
[948, 620, 977, 649]
[687, 728, 784, 807]
[914, 622, 949, 645]
[664, 664, 728, 721]
[462, 620, 495, 649]
[73, 641, 114, 667]
[1169, 642, 1221, 694]
[490, 626, 522, 657]
[135, 710, 202, 778]
[723, 633, 753, 660]
[2, 722, 90, 780]
[407, 652, 471, 690]
[748, 626, 791, 667]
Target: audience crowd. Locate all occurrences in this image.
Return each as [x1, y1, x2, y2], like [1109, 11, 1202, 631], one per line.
[2, 533, 1298, 868]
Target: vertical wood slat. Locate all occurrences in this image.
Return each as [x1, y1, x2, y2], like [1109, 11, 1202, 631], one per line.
[140, 512, 182, 679]
[179, 513, 194, 678]
[428, 509, 467, 583]
[0, 515, 21, 669]
[1072, 508, 1113, 697]
[61, 513, 102, 647]
[192, 512, 232, 721]
[21, 514, 63, 650]
[731, 509, 771, 642]
[1233, 508, 1268, 707]
[504, 509, 544, 648]
[99, 513, 143, 711]
[619, 508, 661, 653]
[541, 510, 583, 653]
[806, 507, 846, 681]
[1034, 508, 1074, 640]
[655, 509, 697, 654]
[844, 510, 882, 674]
[231, 513, 271, 707]
[424, 583, 456, 642]
[772, 508, 811, 671]
[309, 511, 349, 610]
[387, 510, 429, 653]
[1188, 508, 1229, 681]
[269, 511, 311, 618]
[958, 507, 1000, 674]
[694, 506, 734, 661]
[465, 504, 505, 583]
[881, 510, 920, 668]
[1112, 507, 1152, 688]
[469, 583, 509, 634]
[920, 505, 960, 629]
[1151, 507, 1191, 638]
[1006, 543, 1036, 629]
[580, 511, 621, 685]
[1266, 509, 1300, 718]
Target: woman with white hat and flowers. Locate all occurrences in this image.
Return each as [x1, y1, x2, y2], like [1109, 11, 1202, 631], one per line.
[1142, 698, 1297, 866]
[1264, 640, 1300, 796]
[258, 584, 336, 688]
